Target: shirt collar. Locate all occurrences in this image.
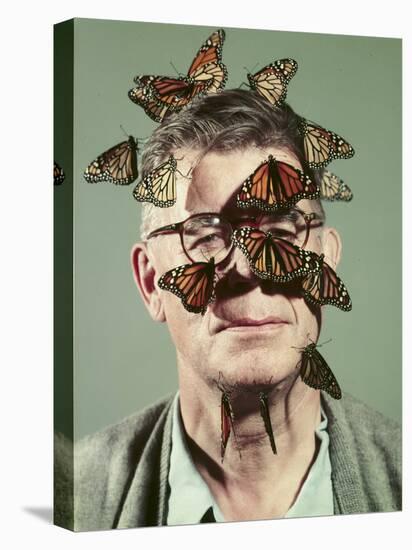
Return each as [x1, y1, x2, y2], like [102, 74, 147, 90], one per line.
[167, 391, 333, 524]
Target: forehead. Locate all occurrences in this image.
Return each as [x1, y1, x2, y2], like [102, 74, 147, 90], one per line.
[153, 145, 316, 229]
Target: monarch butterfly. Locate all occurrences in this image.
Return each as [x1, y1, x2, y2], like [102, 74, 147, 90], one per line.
[133, 155, 179, 207]
[84, 136, 138, 185]
[295, 341, 342, 399]
[54, 161, 65, 185]
[216, 373, 241, 462]
[319, 170, 353, 202]
[157, 257, 216, 315]
[247, 58, 298, 107]
[258, 392, 277, 455]
[301, 253, 352, 311]
[232, 226, 320, 283]
[128, 29, 227, 123]
[298, 118, 355, 168]
[237, 155, 319, 212]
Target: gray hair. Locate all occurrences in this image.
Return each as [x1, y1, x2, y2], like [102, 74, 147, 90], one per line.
[138, 89, 324, 239]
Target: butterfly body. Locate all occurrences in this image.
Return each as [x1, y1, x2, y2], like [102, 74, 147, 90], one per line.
[128, 30, 227, 122]
[84, 135, 138, 185]
[54, 161, 65, 185]
[319, 170, 353, 202]
[299, 119, 355, 168]
[297, 342, 342, 400]
[157, 257, 216, 315]
[301, 253, 352, 311]
[258, 392, 277, 455]
[237, 155, 319, 212]
[133, 154, 178, 207]
[221, 391, 236, 461]
[232, 227, 320, 283]
[247, 58, 298, 107]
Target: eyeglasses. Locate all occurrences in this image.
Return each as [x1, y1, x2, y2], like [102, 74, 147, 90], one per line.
[146, 208, 324, 265]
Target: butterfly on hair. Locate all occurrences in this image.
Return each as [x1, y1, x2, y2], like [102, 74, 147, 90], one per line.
[246, 58, 298, 107]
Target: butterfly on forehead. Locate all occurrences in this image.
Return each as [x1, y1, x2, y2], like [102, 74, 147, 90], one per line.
[301, 253, 352, 312]
[232, 226, 321, 283]
[298, 118, 355, 168]
[237, 155, 320, 212]
[128, 29, 227, 123]
[247, 57, 298, 107]
[84, 135, 139, 185]
[294, 339, 342, 400]
[157, 257, 216, 315]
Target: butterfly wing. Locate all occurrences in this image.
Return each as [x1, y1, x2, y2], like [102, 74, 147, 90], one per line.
[157, 260, 216, 314]
[258, 392, 277, 454]
[54, 162, 65, 185]
[247, 58, 298, 107]
[320, 170, 353, 201]
[221, 392, 233, 461]
[299, 119, 355, 168]
[302, 255, 352, 311]
[299, 345, 342, 399]
[237, 156, 319, 211]
[232, 227, 319, 282]
[142, 155, 178, 207]
[132, 179, 152, 203]
[84, 136, 138, 185]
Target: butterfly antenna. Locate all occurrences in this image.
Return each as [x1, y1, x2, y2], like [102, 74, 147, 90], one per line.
[169, 61, 182, 76]
[119, 125, 129, 138]
[317, 337, 332, 348]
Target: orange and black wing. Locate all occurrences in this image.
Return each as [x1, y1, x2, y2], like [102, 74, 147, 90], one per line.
[54, 161, 65, 185]
[319, 170, 353, 201]
[232, 227, 319, 282]
[299, 345, 342, 399]
[302, 254, 352, 311]
[237, 155, 319, 212]
[140, 155, 178, 207]
[157, 259, 216, 314]
[247, 58, 298, 107]
[84, 136, 138, 185]
[299, 119, 355, 168]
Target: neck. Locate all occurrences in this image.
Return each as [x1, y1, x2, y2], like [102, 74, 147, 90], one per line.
[178, 363, 322, 520]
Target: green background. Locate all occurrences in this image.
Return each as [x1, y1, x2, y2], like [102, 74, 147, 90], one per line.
[56, 18, 401, 440]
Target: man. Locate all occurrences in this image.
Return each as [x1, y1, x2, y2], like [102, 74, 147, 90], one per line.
[56, 90, 401, 531]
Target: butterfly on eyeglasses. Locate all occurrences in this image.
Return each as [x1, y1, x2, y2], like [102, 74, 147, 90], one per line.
[84, 136, 139, 185]
[295, 341, 342, 399]
[232, 226, 320, 283]
[128, 29, 227, 123]
[247, 58, 298, 107]
[301, 253, 352, 311]
[157, 257, 216, 315]
[298, 118, 355, 168]
[54, 161, 65, 186]
[237, 155, 320, 212]
[133, 155, 178, 207]
[319, 170, 353, 202]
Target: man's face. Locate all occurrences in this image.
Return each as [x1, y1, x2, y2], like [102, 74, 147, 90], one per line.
[145, 146, 328, 389]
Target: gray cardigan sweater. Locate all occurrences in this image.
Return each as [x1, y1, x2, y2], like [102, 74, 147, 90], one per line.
[54, 391, 401, 531]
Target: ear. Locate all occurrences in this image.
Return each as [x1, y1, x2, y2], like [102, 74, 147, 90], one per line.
[320, 226, 342, 270]
[131, 242, 166, 323]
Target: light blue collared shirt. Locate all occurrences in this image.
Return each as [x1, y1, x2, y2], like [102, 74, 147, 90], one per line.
[167, 392, 333, 525]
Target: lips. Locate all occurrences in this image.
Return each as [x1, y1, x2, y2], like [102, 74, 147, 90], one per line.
[215, 316, 290, 333]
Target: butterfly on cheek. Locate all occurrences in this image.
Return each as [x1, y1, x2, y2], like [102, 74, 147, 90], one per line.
[295, 341, 342, 400]
[301, 253, 352, 312]
[157, 257, 216, 315]
[128, 29, 227, 123]
[236, 155, 320, 212]
[247, 58, 298, 107]
[298, 118, 355, 169]
[83, 136, 139, 185]
[231, 226, 321, 283]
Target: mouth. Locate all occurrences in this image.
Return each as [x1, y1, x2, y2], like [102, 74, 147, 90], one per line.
[216, 317, 290, 333]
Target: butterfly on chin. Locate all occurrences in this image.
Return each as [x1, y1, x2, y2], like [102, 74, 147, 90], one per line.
[247, 57, 298, 107]
[232, 226, 321, 283]
[236, 155, 320, 212]
[298, 118, 355, 168]
[295, 341, 342, 400]
[157, 257, 216, 315]
[84, 135, 139, 185]
[128, 29, 227, 123]
[301, 253, 352, 312]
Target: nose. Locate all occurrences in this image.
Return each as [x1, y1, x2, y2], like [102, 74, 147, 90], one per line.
[216, 242, 257, 286]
